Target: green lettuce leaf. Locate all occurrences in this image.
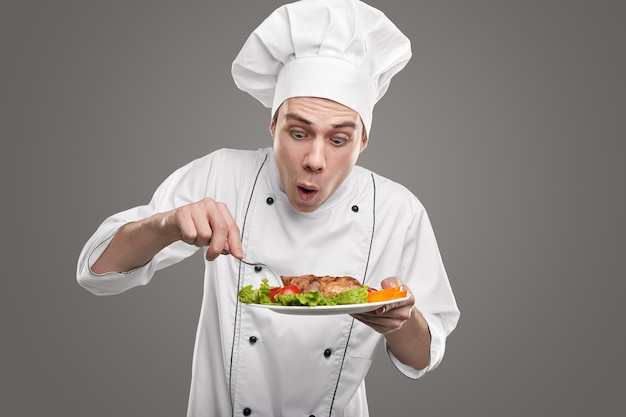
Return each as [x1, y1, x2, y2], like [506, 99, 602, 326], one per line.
[238, 279, 369, 306]
[238, 278, 273, 304]
[332, 287, 368, 305]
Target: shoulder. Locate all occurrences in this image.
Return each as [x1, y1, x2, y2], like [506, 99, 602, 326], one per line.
[194, 147, 270, 168]
[353, 166, 426, 215]
[157, 147, 271, 199]
[181, 147, 271, 180]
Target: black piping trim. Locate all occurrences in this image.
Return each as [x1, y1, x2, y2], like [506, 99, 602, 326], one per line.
[328, 173, 377, 416]
[228, 153, 268, 415]
[362, 173, 377, 285]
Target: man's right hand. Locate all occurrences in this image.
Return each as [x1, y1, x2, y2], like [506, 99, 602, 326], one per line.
[159, 197, 243, 261]
[91, 198, 242, 274]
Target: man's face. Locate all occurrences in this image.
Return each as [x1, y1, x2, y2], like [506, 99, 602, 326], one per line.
[270, 97, 368, 212]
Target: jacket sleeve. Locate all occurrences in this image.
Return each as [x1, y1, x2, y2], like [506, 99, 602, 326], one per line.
[383, 184, 460, 378]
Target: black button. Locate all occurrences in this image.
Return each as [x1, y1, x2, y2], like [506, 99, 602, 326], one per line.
[351, 205, 359, 212]
[324, 349, 332, 358]
[243, 407, 251, 416]
[266, 197, 274, 205]
[254, 265, 262, 273]
[249, 336, 257, 344]
[309, 415, 316, 417]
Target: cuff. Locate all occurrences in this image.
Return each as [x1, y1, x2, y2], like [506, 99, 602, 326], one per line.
[385, 311, 446, 379]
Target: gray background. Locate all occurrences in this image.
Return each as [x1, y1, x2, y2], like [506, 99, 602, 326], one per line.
[2, 1, 625, 416]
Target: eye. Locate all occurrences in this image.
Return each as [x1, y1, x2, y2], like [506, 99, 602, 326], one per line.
[331, 136, 348, 145]
[290, 130, 306, 139]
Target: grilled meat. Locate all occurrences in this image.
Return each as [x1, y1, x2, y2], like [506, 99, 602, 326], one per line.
[281, 274, 362, 298]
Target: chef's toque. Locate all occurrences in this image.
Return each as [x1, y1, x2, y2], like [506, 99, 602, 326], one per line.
[231, 0, 411, 137]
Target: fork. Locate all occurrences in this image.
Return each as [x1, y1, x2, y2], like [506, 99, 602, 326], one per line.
[239, 259, 284, 287]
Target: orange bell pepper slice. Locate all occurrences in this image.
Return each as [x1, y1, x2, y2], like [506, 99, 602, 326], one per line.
[367, 286, 407, 303]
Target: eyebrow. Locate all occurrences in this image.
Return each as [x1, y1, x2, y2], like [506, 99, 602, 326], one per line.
[284, 113, 312, 125]
[284, 113, 357, 130]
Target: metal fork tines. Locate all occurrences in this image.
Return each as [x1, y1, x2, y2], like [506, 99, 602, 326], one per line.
[240, 259, 284, 287]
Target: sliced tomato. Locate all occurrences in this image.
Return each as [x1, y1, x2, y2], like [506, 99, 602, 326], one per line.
[280, 285, 302, 295]
[270, 285, 302, 302]
[367, 286, 407, 303]
[269, 287, 282, 303]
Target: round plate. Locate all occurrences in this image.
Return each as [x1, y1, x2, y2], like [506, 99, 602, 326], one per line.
[244, 296, 410, 315]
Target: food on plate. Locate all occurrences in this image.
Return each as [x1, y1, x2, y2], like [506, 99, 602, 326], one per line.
[269, 285, 302, 302]
[238, 275, 368, 307]
[238, 274, 408, 307]
[281, 274, 363, 298]
[366, 286, 408, 303]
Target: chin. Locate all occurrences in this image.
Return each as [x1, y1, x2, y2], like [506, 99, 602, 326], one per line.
[292, 203, 318, 213]
[288, 197, 320, 213]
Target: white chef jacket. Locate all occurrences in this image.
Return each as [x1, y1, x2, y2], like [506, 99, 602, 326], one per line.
[77, 147, 459, 417]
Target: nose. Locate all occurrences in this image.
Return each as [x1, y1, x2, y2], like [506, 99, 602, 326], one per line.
[303, 139, 325, 172]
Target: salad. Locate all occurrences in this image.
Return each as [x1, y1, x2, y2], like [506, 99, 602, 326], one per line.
[238, 279, 368, 307]
[238, 278, 407, 307]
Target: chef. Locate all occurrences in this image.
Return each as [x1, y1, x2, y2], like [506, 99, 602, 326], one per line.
[77, 0, 460, 416]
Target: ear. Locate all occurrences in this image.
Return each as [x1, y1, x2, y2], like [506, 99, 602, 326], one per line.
[269, 120, 276, 139]
[360, 132, 368, 153]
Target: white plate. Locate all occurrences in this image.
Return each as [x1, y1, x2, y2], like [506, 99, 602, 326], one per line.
[244, 296, 410, 315]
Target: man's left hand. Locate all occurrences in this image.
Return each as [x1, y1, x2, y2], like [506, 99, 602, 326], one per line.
[352, 277, 415, 335]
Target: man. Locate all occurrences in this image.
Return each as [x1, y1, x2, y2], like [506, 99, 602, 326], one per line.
[77, 1, 459, 416]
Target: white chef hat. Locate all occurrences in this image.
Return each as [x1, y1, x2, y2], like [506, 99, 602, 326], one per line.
[231, 0, 411, 137]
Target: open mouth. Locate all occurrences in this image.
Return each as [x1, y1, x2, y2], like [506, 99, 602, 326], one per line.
[297, 185, 318, 201]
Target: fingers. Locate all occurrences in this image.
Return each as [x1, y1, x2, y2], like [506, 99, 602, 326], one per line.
[173, 204, 206, 245]
[352, 312, 404, 334]
[352, 278, 415, 334]
[170, 198, 242, 261]
[378, 277, 413, 308]
[218, 203, 243, 259]
[380, 276, 402, 289]
[203, 200, 241, 261]
[352, 303, 413, 334]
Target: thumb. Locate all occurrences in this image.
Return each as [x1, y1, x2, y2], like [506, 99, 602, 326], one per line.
[380, 277, 401, 289]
